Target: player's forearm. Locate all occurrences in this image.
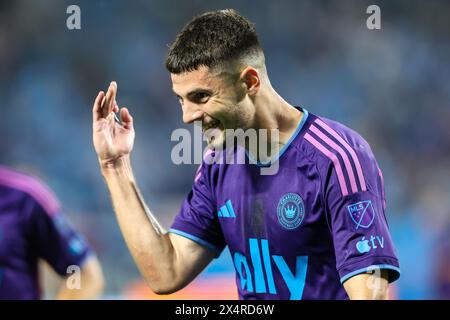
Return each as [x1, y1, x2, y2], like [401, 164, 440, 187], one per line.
[100, 156, 179, 293]
[343, 271, 389, 300]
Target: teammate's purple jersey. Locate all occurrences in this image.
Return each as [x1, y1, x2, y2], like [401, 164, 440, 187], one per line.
[0, 166, 92, 299]
[170, 108, 400, 300]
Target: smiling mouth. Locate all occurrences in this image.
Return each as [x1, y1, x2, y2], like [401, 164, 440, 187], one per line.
[202, 120, 224, 146]
[202, 120, 222, 132]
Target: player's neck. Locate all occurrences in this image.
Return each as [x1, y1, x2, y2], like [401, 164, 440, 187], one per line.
[246, 86, 303, 162]
[253, 86, 301, 139]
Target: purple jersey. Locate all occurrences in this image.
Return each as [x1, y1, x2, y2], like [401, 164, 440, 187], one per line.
[170, 108, 400, 300]
[0, 166, 92, 299]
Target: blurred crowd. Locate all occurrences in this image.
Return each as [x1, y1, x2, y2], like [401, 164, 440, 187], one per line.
[0, 0, 449, 299]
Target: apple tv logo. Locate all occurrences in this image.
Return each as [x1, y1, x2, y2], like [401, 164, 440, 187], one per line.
[356, 235, 385, 254]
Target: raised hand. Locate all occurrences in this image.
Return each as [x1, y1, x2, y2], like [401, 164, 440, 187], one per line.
[92, 81, 135, 167]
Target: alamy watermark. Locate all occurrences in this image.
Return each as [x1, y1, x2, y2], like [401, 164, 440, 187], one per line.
[171, 121, 281, 175]
[366, 5, 381, 30]
[66, 265, 81, 290]
[365, 265, 386, 299]
[66, 5, 81, 30]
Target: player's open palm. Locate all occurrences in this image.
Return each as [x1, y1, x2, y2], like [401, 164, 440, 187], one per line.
[92, 81, 135, 166]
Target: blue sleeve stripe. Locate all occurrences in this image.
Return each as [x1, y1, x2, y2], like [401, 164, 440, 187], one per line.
[340, 264, 401, 284]
[168, 228, 222, 256]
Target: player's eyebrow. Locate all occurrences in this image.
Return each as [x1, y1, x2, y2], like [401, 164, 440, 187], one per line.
[172, 88, 212, 100]
[186, 89, 212, 100]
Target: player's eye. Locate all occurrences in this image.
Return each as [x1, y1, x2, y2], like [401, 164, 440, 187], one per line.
[191, 92, 210, 104]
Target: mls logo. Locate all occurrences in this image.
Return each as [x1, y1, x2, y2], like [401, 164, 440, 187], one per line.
[348, 200, 375, 229]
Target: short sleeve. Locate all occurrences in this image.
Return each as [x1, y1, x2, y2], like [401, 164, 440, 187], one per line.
[169, 161, 226, 257]
[25, 191, 93, 276]
[324, 143, 400, 284]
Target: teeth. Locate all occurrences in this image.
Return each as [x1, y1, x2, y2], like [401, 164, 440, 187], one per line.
[203, 121, 220, 131]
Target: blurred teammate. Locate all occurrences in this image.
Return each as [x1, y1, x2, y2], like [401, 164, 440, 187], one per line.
[0, 166, 104, 299]
[92, 10, 400, 299]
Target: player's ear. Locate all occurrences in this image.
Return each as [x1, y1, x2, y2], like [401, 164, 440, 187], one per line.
[239, 66, 260, 96]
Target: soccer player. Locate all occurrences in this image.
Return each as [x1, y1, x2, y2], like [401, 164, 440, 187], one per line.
[0, 165, 104, 299]
[92, 9, 400, 300]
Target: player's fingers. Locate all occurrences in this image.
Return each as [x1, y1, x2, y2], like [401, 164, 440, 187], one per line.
[92, 91, 105, 121]
[102, 82, 115, 116]
[120, 107, 133, 130]
[108, 81, 118, 115]
[100, 95, 106, 109]
[106, 111, 115, 125]
[113, 100, 119, 113]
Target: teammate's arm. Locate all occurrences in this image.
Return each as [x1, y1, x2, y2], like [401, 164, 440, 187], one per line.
[93, 82, 215, 294]
[343, 270, 389, 300]
[55, 256, 104, 299]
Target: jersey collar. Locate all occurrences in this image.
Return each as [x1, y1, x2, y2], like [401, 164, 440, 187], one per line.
[246, 107, 309, 167]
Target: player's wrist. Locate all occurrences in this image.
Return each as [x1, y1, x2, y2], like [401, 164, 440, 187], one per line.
[99, 155, 131, 172]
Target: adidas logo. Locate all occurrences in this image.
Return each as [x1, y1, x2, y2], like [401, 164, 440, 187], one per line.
[218, 200, 236, 218]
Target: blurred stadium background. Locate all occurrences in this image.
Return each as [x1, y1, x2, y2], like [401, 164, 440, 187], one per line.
[1, 0, 449, 299]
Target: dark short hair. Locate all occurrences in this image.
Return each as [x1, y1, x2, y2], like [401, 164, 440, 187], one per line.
[165, 9, 263, 74]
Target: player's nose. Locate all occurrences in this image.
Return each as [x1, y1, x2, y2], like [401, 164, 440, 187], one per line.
[182, 103, 204, 124]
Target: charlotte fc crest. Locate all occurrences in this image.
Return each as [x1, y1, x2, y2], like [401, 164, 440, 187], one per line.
[277, 193, 305, 230]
